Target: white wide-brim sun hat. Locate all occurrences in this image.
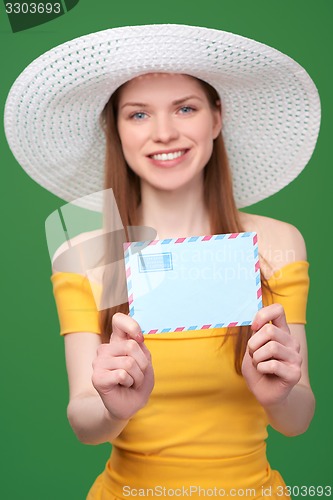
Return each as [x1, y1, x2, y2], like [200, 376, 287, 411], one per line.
[4, 24, 321, 210]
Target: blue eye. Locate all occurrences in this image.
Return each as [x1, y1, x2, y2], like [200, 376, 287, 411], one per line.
[131, 112, 148, 120]
[179, 106, 195, 114]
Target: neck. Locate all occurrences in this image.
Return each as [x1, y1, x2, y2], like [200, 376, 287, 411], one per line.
[138, 176, 211, 239]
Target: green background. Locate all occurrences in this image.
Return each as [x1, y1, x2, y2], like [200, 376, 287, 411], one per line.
[1, 1, 332, 498]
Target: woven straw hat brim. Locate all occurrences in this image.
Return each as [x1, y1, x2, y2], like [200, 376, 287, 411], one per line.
[4, 24, 321, 210]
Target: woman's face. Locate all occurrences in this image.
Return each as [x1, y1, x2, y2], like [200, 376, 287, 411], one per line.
[116, 73, 222, 193]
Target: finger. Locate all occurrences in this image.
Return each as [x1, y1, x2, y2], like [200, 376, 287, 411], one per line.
[122, 339, 150, 374]
[95, 340, 149, 373]
[103, 356, 145, 389]
[111, 312, 143, 343]
[248, 323, 297, 355]
[256, 359, 302, 385]
[139, 341, 153, 363]
[92, 368, 134, 391]
[252, 341, 302, 368]
[252, 303, 289, 334]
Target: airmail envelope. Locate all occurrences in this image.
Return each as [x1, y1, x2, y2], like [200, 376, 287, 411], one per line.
[123, 232, 263, 334]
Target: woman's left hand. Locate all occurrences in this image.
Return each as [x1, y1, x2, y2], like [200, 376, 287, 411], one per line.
[241, 303, 302, 408]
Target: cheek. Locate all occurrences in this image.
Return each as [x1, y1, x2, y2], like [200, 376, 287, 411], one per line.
[197, 131, 215, 168]
[118, 129, 135, 160]
[198, 126, 215, 157]
[117, 127, 145, 175]
[120, 142, 137, 171]
[190, 115, 216, 145]
[118, 124, 145, 155]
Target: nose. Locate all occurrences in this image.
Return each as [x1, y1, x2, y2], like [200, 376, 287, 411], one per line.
[151, 113, 179, 143]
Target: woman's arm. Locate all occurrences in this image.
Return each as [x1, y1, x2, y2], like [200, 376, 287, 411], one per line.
[263, 323, 315, 435]
[242, 217, 315, 436]
[54, 233, 154, 445]
[64, 332, 129, 445]
[242, 308, 315, 436]
[64, 314, 154, 445]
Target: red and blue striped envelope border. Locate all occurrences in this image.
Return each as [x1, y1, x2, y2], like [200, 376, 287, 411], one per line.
[123, 232, 262, 334]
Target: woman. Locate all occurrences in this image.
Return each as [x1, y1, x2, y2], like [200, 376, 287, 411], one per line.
[4, 24, 320, 499]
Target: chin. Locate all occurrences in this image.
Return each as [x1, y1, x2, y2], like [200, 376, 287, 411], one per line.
[147, 172, 201, 192]
[153, 181, 192, 193]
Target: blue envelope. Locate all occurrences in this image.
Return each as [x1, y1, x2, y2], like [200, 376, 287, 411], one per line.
[124, 232, 262, 334]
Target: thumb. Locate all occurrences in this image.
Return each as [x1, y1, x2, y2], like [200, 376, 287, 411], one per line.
[111, 312, 144, 343]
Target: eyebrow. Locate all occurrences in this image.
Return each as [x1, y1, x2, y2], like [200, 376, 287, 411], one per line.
[120, 95, 204, 110]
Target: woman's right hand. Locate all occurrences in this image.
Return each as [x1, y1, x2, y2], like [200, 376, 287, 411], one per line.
[91, 313, 155, 421]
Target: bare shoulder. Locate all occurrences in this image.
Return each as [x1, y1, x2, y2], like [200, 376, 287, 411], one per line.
[239, 212, 307, 278]
[52, 228, 104, 274]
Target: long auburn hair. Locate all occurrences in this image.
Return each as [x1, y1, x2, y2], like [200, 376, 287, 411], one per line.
[99, 75, 272, 374]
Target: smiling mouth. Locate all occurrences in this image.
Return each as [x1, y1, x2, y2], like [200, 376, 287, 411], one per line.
[149, 150, 188, 161]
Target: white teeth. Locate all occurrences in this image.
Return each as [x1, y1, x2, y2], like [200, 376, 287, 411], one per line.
[151, 150, 185, 161]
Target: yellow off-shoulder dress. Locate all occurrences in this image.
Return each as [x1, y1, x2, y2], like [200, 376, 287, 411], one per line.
[51, 261, 310, 500]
